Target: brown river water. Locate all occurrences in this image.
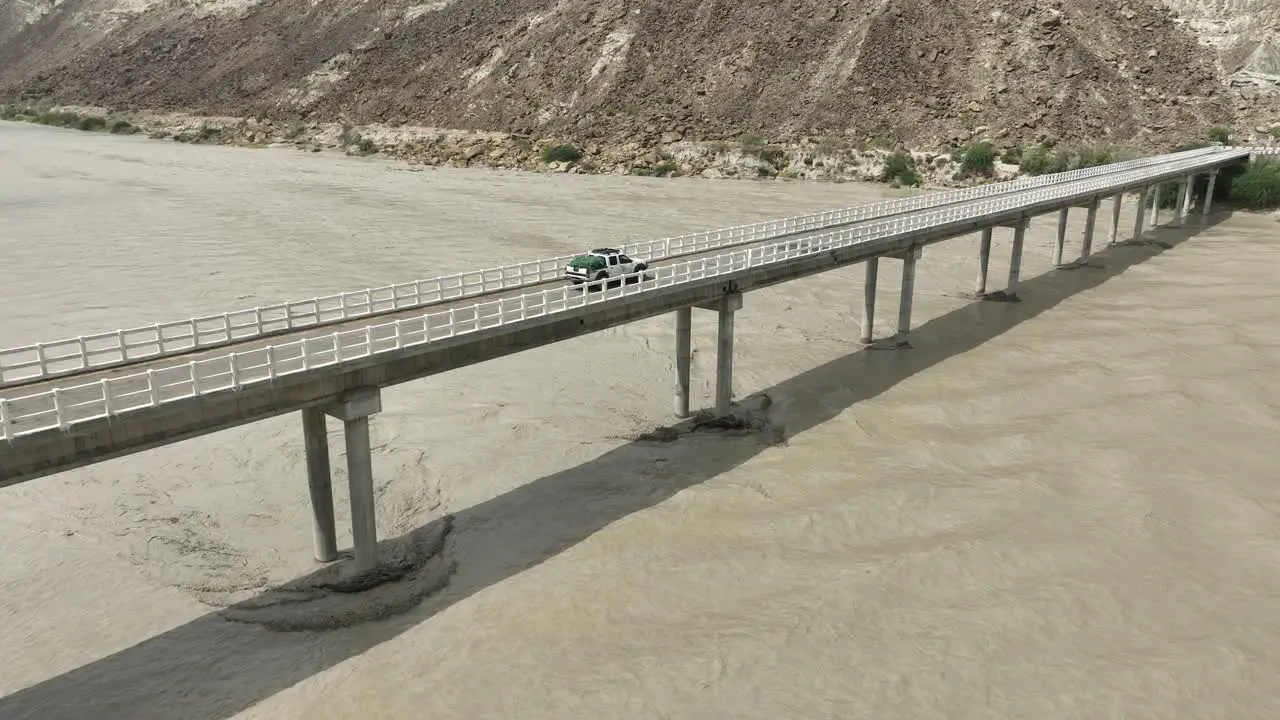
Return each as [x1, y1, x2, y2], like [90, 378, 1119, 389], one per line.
[2, 121, 1279, 719]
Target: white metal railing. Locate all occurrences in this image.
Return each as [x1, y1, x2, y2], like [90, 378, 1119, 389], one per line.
[0, 149, 1244, 441]
[0, 147, 1221, 387]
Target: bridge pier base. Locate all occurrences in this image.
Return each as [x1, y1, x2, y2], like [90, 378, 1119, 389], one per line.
[1149, 184, 1162, 227]
[1203, 171, 1218, 215]
[325, 387, 383, 576]
[1006, 220, 1027, 299]
[713, 293, 742, 414]
[1080, 198, 1099, 260]
[975, 229, 992, 295]
[860, 258, 879, 343]
[895, 247, 919, 339]
[1133, 187, 1149, 239]
[1052, 209, 1068, 267]
[302, 407, 338, 563]
[674, 307, 692, 419]
[1108, 194, 1123, 245]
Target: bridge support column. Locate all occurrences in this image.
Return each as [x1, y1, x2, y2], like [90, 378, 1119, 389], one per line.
[713, 294, 742, 415]
[1080, 198, 1099, 261]
[895, 247, 920, 339]
[1178, 175, 1195, 223]
[674, 307, 692, 419]
[1007, 221, 1027, 299]
[1149, 184, 1161, 227]
[975, 229, 992, 296]
[1108, 194, 1123, 245]
[1203, 171, 1218, 216]
[1133, 187, 1148, 240]
[325, 387, 383, 576]
[860, 258, 879, 343]
[1052, 209, 1068, 267]
[302, 407, 338, 563]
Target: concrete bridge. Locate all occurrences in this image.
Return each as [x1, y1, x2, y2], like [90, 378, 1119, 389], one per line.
[0, 145, 1268, 577]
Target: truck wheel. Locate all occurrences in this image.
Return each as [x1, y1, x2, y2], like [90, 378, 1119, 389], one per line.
[594, 271, 609, 290]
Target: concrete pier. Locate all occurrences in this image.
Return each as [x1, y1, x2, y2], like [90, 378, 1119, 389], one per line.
[1007, 221, 1027, 298]
[897, 248, 919, 339]
[860, 258, 879, 344]
[1108, 195, 1123, 245]
[714, 293, 742, 415]
[1179, 176, 1195, 222]
[1133, 187, 1149, 240]
[302, 407, 338, 563]
[325, 387, 382, 575]
[673, 307, 692, 418]
[1080, 198, 1099, 260]
[1149, 184, 1162, 226]
[1203, 171, 1223, 213]
[1052, 208, 1069, 267]
[975, 229, 992, 296]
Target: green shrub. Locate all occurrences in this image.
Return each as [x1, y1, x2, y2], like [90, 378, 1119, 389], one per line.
[1208, 126, 1231, 144]
[1212, 160, 1248, 203]
[540, 144, 582, 163]
[107, 119, 137, 134]
[1149, 180, 1181, 209]
[76, 116, 107, 131]
[1000, 145, 1023, 164]
[34, 110, 81, 127]
[960, 141, 995, 177]
[1018, 145, 1057, 176]
[879, 151, 921, 187]
[759, 146, 786, 167]
[1227, 161, 1280, 210]
[738, 132, 766, 155]
[651, 161, 678, 176]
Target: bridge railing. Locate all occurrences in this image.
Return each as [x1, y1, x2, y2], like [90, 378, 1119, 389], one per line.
[0, 148, 1245, 440]
[0, 147, 1222, 388]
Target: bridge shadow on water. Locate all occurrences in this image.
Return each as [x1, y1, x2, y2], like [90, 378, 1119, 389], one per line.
[0, 213, 1230, 719]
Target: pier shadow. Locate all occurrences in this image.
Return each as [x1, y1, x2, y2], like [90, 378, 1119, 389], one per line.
[0, 213, 1230, 719]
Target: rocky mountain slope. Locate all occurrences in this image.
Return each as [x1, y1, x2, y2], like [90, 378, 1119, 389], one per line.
[0, 0, 1276, 158]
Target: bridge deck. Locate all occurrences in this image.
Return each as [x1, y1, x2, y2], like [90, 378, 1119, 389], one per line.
[0, 147, 1254, 485]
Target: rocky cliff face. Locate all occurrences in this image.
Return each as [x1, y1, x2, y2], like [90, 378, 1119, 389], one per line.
[0, 0, 1274, 152]
[1162, 0, 1280, 85]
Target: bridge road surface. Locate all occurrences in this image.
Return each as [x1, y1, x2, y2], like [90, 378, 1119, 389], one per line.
[0, 148, 1222, 405]
[0, 149, 1239, 443]
[0, 146, 1222, 391]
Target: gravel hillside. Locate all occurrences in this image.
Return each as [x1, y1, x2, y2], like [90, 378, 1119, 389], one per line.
[0, 0, 1276, 155]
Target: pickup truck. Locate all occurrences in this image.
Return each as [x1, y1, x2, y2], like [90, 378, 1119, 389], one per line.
[564, 247, 649, 286]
